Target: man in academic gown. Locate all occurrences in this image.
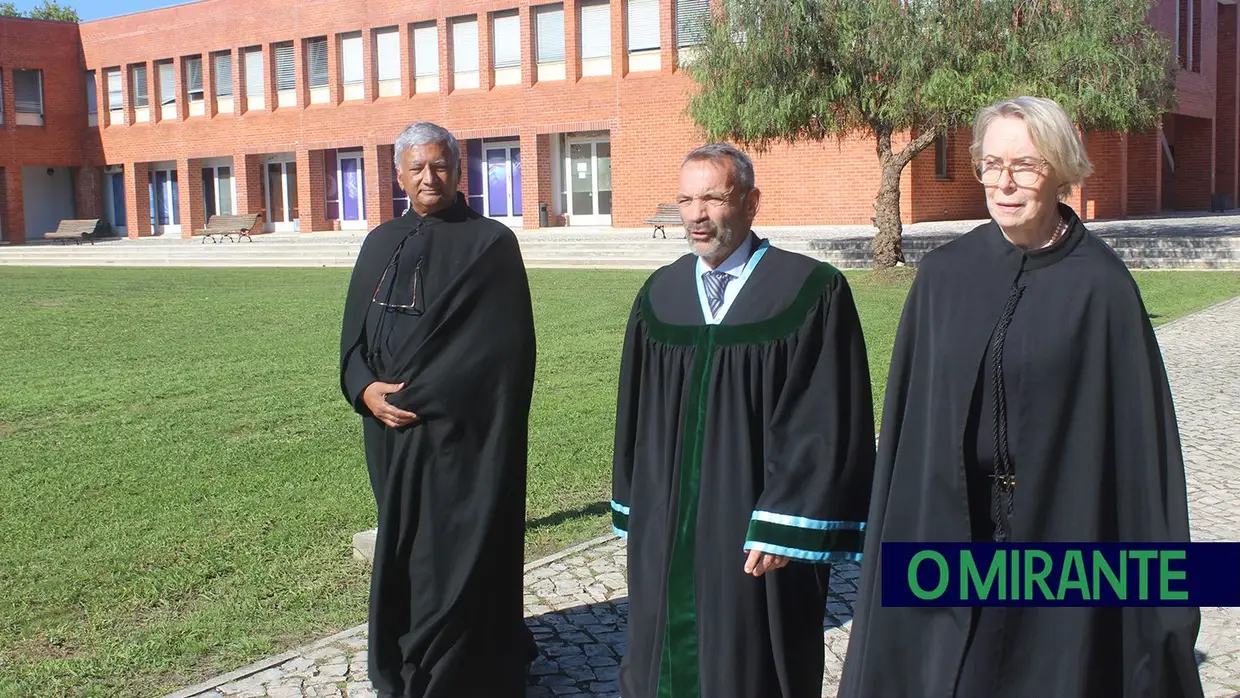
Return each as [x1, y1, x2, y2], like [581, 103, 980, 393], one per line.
[611, 142, 877, 698]
[339, 122, 537, 698]
[838, 97, 1202, 698]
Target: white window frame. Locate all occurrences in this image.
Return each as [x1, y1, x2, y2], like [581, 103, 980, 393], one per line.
[627, 0, 660, 52]
[579, 1, 612, 60]
[535, 4, 565, 64]
[492, 11, 522, 69]
[307, 37, 330, 88]
[214, 52, 233, 97]
[202, 164, 238, 217]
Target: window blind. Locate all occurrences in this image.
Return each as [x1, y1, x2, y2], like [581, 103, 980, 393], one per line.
[536, 5, 565, 63]
[244, 48, 264, 96]
[341, 34, 363, 85]
[274, 42, 295, 91]
[414, 23, 439, 77]
[214, 53, 232, 96]
[14, 69, 42, 113]
[158, 62, 175, 105]
[307, 38, 329, 87]
[132, 65, 149, 107]
[453, 18, 479, 73]
[185, 56, 203, 99]
[677, 0, 710, 47]
[579, 2, 611, 60]
[376, 29, 400, 81]
[627, 0, 659, 51]
[108, 69, 123, 110]
[492, 12, 521, 68]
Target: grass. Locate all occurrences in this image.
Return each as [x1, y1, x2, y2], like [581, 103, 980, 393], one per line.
[0, 266, 1237, 697]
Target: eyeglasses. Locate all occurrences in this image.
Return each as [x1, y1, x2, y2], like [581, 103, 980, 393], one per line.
[371, 232, 426, 315]
[973, 158, 1050, 187]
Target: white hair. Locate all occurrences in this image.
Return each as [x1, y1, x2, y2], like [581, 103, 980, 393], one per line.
[393, 121, 461, 178]
[970, 96, 1094, 189]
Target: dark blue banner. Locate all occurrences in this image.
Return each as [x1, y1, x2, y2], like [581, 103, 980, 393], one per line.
[880, 542, 1240, 607]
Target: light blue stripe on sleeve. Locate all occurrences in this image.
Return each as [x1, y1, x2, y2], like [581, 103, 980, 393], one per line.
[611, 500, 631, 515]
[745, 540, 862, 563]
[751, 510, 865, 531]
[612, 525, 628, 539]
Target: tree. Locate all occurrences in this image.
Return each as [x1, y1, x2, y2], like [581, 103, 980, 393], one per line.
[27, 0, 79, 21]
[0, 2, 23, 17]
[685, 0, 1178, 268]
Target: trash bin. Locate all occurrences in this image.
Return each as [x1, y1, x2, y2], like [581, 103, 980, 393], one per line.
[539, 202, 549, 227]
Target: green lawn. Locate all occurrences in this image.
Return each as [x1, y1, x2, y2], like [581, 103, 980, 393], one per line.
[0, 266, 1237, 697]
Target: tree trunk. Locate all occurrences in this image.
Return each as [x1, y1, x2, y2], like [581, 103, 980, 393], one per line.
[871, 162, 905, 269]
[869, 124, 943, 270]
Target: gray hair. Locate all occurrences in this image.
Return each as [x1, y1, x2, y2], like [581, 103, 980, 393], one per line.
[394, 121, 462, 178]
[970, 96, 1094, 189]
[682, 142, 756, 193]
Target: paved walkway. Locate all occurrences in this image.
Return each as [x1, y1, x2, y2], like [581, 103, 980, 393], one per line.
[166, 297, 1240, 698]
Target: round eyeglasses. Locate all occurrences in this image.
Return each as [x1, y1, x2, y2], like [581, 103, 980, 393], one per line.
[973, 158, 1050, 187]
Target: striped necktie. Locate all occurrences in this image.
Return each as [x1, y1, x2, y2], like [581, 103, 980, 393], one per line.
[703, 270, 732, 317]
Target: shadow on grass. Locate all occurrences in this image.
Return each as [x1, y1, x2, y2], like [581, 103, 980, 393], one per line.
[527, 501, 611, 533]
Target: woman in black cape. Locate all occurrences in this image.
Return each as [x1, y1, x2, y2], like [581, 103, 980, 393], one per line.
[838, 97, 1204, 698]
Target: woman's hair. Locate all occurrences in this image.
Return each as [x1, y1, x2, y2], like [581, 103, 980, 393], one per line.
[970, 96, 1094, 193]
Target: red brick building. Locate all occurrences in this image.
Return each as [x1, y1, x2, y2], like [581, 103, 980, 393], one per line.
[0, 0, 1235, 243]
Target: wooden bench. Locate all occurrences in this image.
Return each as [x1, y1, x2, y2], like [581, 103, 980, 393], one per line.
[44, 219, 105, 245]
[644, 203, 684, 239]
[197, 213, 265, 243]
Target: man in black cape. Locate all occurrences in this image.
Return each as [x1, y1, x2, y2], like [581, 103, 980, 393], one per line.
[339, 121, 537, 697]
[611, 143, 877, 698]
[837, 206, 1204, 697]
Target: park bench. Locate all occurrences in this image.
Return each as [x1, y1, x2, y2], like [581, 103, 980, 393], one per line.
[644, 203, 684, 239]
[197, 212, 265, 243]
[44, 218, 105, 245]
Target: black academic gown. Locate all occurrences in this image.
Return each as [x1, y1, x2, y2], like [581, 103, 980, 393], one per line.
[339, 193, 538, 698]
[838, 203, 1204, 698]
[611, 238, 877, 698]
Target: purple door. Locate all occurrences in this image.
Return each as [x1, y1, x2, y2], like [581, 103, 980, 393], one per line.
[486, 148, 508, 217]
[341, 157, 363, 222]
[485, 146, 522, 218]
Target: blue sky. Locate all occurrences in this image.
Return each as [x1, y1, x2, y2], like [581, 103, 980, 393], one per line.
[12, 0, 192, 21]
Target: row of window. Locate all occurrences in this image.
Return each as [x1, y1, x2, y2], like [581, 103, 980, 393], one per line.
[88, 0, 710, 121]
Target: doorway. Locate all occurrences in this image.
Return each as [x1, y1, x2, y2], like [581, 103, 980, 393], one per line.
[264, 156, 299, 232]
[564, 137, 611, 225]
[148, 167, 180, 236]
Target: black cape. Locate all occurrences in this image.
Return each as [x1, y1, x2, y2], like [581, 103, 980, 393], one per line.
[339, 193, 538, 698]
[611, 238, 877, 698]
[838, 204, 1203, 698]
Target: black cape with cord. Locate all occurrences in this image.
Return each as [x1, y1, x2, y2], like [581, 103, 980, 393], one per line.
[837, 203, 1203, 698]
[611, 237, 877, 698]
[339, 192, 538, 698]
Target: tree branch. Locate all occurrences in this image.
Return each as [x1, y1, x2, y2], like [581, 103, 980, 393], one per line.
[895, 126, 944, 168]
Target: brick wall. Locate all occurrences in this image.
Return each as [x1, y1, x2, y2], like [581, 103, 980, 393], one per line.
[1127, 131, 1161, 216]
[1166, 114, 1215, 211]
[1217, 3, 1238, 207]
[1, 1, 1230, 241]
[1082, 131, 1126, 220]
[908, 127, 988, 222]
[0, 17, 96, 241]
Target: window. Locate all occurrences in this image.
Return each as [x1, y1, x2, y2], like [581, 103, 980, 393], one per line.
[934, 135, 948, 179]
[86, 71, 97, 115]
[14, 70, 42, 114]
[492, 11, 521, 69]
[244, 47, 264, 96]
[414, 22, 439, 77]
[1191, 0, 1201, 73]
[341, 33, 363, 85]
[376, 28, 400, 82]
[453, 17, 479, 74]
[677, 0, 710, 47]
[0, 73, 4, 123]
[627, 0, 659, 52]
[158, 61, 176, 105]
[307, 38, 329, 88]
[202, 166, 234, 216]
[536, 4, 565, 63]
[107, 69, 122, 111]
[132, 65, 149, 108]
[274, 42, 295, 91]
[214, 52, 232, 97]
[185, 56, 204, 102]
[579, 1, 611, 60]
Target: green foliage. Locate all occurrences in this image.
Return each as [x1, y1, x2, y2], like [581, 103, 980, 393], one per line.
[686, 0, 1177, 152]
[0, 2, 23, 18]
[26, 0, 79, 21]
